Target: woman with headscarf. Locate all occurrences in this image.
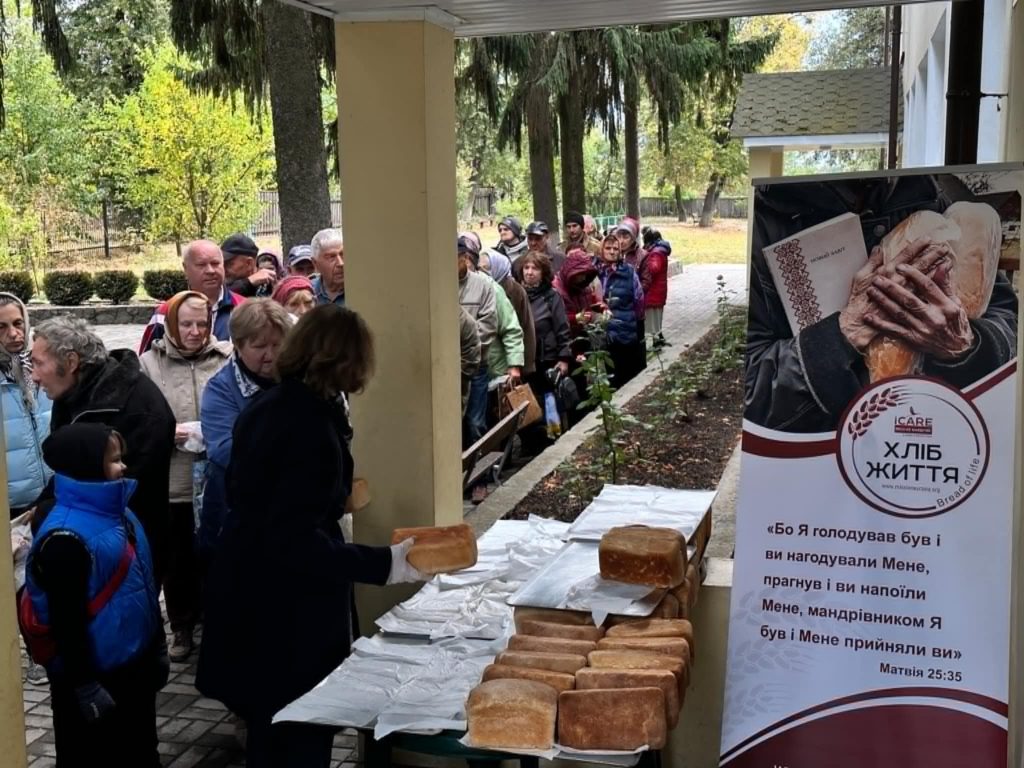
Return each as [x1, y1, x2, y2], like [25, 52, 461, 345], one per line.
[598, 233, 646, 389]
[140, 291, 232, 662]
[494, 216, 529, 263]
[479, 248, 536, 377]
[554, 249, 603, 422]
[0, 292, 53, 685]
[271, 275, 317, 319]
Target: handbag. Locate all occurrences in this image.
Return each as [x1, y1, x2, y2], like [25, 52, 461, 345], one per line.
[502, 382, 543, 428]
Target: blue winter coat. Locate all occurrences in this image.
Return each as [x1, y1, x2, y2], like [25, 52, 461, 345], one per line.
[24, 476, 161, 674]
[1, 376, 52, 509]
[198, 358, 267, 556]
[600, 262, 644, 345]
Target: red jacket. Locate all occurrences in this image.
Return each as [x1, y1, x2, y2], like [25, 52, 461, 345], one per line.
[638, 240, 670, 309]
[554, 250, 601, 354]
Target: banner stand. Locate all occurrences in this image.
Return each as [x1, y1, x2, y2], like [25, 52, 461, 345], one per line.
[1011, 295, 1023, 768]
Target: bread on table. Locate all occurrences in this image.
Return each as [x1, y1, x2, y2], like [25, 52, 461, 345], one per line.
[518, 619, 605, 643]
[685, 564, 699, 608]
[599, 525, 686, 588]
[653, 592, 680, 619]
[597, 637, 690, 663]
[507, 635, 598, 657]
[513, 607, 595, 633]
[558, 687, 667, 750]
[467, 679, 558, 750]
[481, 664, 576, 693]
[588, 649, 689, 690]
[575, 668, 681, 729]
[494, 650, 588, 675]
[389, 523, 478, 574]
[605, 619, 695, 661]
[668, 580, 691, 617]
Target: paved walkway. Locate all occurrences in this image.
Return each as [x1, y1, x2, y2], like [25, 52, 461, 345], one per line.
[23, 263, 748, 766]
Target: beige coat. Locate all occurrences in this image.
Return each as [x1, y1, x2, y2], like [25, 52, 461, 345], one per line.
[140, 337, 233, 503]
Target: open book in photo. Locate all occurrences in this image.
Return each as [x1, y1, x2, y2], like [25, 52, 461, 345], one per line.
[762, 212, 869, 334]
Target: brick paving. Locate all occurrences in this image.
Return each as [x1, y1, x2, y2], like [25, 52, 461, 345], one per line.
[23, 262, 748, 765]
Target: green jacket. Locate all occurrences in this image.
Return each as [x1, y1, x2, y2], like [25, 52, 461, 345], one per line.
[484, 274, 525, 376]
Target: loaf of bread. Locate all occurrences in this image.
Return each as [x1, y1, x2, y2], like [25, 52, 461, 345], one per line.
[668, 580, 691, 617]
[575, 668, 680, 729]
[606, 619, 695, 660]
[467, 679, 558, 750]
[653, 592, 680, 619]
[599, 526, 686, 588]
[389, 523, 478, 574]
[507, 634, 597, 657]
[513, 607, 595, 633]
[588, 650, 688, 690]
[558, 688, 667, 750]
[495, 650, 588, 675]
[597, 637, 690, 663]
[518, 619, 605, 643]
[482, 663, 576, 693]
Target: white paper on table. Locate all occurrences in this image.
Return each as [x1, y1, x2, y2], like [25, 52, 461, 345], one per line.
[565, 485, 715, 541]
[563, 574, 659, 626]
[458, 734, 560, 761]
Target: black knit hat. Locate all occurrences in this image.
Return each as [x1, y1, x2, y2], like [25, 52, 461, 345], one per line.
[43, 424, 121, 482]
[221, 233, 259, 261]
[499, 216, 523, 239]
[564, 211, 585, 227]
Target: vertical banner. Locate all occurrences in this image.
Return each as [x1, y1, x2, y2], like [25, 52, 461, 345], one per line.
[722, 165, 1022, 768]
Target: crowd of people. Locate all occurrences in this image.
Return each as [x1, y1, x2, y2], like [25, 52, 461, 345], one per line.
[459, 212, 672, 501]
[4, 214, 673, 767]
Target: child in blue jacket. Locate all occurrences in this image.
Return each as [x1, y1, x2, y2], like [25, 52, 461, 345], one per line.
[20, 423, 167, 767]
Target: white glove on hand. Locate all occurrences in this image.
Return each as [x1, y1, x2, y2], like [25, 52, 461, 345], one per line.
[387, 537, 429, 585]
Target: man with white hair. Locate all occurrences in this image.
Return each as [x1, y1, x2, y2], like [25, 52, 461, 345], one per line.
[139, 239, 245, 353]
[32, 316, 176, 585]
[311, 228, 345, 306]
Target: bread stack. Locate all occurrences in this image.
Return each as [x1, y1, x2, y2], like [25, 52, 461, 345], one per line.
[389, 523, 478, 574]
[468, 611, 696, 752]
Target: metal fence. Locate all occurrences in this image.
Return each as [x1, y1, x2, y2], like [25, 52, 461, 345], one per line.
[587, 196, 748, 220]
[250, 190, 343, 237]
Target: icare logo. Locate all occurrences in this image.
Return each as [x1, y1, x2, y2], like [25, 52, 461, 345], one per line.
[894, 407, 933, 436]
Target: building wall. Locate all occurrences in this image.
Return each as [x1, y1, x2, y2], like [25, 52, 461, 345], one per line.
[1006, 0, 1024, 161]
[901, 0, 1014, 165]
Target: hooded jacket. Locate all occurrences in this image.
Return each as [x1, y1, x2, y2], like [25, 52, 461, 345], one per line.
[487, 250, 537, 375]
[0, 293, 53, 509]
[48, 351, 176, 552]
[638, 239, 671, 309]
[140, 336, 232, 503]
[554, 252, 602, 352]
[22, 424, 160, 681]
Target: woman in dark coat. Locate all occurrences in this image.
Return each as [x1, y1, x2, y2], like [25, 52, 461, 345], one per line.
[518, 251, 572, 453]
[196, 305, 424, 768]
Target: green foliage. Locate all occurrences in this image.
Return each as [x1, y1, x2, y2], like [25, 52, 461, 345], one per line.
[104, 46, 274, 242]
[142, 269, 188, 301]
[43, 270, 95, 306]
[93, 270, 140, 304]
[734, 15, 812, 74]
[806, 8, 886, 69]
[0, 271, 36, 303]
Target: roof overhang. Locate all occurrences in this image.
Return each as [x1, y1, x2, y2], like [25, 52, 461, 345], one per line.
[283, 0, 931, 36]
[743, 133, 893, 151]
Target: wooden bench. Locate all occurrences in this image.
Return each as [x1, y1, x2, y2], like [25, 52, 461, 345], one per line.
[462, 401, 528, 491]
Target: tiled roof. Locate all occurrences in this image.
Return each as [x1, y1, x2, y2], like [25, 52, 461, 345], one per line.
[731, 68, 897, 138]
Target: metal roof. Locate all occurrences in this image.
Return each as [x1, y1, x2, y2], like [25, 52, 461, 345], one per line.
[283, 0, 927, 37]
[731, 68, 897, 139]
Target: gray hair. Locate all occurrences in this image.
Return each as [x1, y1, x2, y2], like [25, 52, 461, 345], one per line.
[310, 228, 343, 260]
[34, 316, 108, 371]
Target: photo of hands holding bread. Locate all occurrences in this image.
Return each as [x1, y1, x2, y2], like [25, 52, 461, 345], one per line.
[746, 170, 1019, 433]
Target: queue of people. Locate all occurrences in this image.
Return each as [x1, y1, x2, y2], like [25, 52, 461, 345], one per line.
[6, 215, 670, 766]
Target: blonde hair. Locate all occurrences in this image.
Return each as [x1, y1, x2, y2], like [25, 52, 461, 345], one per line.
[228, 298, 292, 347]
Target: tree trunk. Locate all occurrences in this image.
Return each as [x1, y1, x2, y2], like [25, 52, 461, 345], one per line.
[674, 183, 685, 222]
[527, 84, 559, 232]
[558, 84, 586, 219]
[262, 0, 333, 252]
[624, 75, 640, 220]
[699, 173, 723, 228]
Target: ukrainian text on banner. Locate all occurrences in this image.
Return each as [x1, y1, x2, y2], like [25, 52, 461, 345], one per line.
[721, 165, 1022, 768]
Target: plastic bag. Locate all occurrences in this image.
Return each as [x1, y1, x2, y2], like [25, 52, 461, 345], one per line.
[178, 421, 205, 454]
[544, 392, 561, 438]
[11, 521, 32, 592]
[191, 459, 208, 531]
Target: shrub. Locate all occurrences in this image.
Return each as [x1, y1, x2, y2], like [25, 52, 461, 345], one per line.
[0, 271, 35, 303]
[42, 271, 95, 306]
[94, 270, 140, 304]
[142, 270, 188, 302]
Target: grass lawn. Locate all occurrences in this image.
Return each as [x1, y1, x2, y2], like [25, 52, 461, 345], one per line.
[467, 216, 748, 266]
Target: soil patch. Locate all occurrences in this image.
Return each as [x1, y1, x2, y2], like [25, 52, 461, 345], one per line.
[509, 318, 744, 522]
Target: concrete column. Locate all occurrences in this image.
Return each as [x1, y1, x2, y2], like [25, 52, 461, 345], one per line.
[335, 19, 461, 625]
[745, 147, 784, 280]
[0, 454, 27, 767]
[1005, 0, 1024, 161]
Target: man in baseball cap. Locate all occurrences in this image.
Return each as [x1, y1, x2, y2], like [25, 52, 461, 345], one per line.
[220, 233, 277, 297]
[286, 244, 315, 278]
[524, 220, 566, 273]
